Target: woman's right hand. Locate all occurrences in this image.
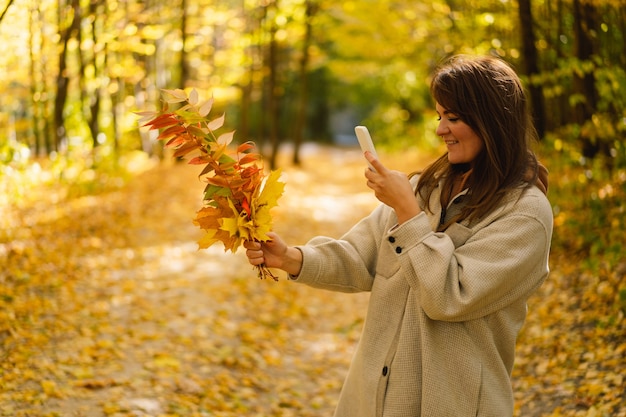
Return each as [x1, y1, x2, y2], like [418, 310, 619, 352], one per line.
[243, 232, 303, 276]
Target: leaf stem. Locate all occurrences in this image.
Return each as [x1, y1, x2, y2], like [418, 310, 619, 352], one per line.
[255, 264, 279, 281]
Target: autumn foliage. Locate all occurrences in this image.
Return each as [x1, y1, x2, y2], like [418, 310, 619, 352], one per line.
[138, 89, 284, 279]
[1, 144, 625, 415]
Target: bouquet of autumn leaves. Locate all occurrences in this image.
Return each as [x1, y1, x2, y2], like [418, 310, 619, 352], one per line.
[138, 89, 285, 280]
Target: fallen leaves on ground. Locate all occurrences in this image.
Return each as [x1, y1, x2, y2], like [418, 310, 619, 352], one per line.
[1, 145, 624, 416]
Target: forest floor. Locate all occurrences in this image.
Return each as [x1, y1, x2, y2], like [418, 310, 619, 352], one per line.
[1, 145, 625, 417]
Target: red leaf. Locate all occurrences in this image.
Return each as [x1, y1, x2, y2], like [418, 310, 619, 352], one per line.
[188, 156, 209, 165]
[173, 141, 201, 158]
[165, 136, 187, 148]
[237, 142, 256, 153]
[241, 166, 262, 178]
[145, 114, 179, 130]
[157, 124, 186, 141]
[238, 153, 260, 166]
[205, 175, 231, 188]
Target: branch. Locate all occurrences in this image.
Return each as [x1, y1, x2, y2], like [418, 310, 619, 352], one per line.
[0, 0, 15, 25]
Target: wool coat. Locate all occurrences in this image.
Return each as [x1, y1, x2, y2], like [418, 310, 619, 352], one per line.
[290, 178, 553, 417]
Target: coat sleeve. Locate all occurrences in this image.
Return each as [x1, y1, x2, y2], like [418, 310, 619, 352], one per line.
[289, 203, 391, 293]
[390, 187, 553, 322]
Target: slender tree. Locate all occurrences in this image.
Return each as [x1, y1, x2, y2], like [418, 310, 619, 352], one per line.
[85, 0, 102, 149]
[292, 0, 317, 165]
[180, 0, 190, 87]
[518, 0, 546, 139]
[264, 0, 281, 169]
[28, 0, 43, 156]
[572, 0, 602, 158]
[0, 0, 15, 24]
[53, 0, 81, 151]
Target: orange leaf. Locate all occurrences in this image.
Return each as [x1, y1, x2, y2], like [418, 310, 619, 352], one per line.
[205, 175, 231, 188]
[165, 136, 187, 148]
[145, 114, 179, 130]
[158, 125, 186, 141]
[237, 142, 256, 153]
[241, 166, 262, 178]
[188, 156, 209, 165]
[238, 153, 260, 166]
[173, 141, 201, 158]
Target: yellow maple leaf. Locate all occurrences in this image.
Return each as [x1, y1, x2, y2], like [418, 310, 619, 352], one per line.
[197, 228, 219, 249]
[250, 203, 273, 242]
[249, 169, 284, 242]
[220, 199, 253, 237]
[256, 169, 285, 209]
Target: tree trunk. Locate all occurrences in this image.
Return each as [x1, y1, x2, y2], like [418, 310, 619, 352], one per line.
[53, 0, 81, 152]
[518, 0, 546, 139]
[28, 1, 42, 156]
[572, 0, 601, 159]
[180, 0, 190, 87]
[0, 0, 15, 24]
[292, 0, 317, 165]
[86, 0, 102, 149]
[265, 0, 281, 170]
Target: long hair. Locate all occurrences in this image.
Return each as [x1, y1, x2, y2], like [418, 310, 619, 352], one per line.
[415, 54, 541, 227]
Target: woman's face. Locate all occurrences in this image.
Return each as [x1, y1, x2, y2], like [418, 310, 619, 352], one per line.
[435, 103, 484, 165]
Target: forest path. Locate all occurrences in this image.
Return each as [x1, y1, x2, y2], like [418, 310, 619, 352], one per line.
[1, 145, 385, 416]
[1, 145, 624, 416]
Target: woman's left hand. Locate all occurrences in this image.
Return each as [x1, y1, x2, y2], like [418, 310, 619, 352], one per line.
[364, 151, 422, 224]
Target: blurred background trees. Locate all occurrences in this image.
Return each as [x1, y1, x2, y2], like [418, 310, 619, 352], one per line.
[1, 0, 625, 266]
[1, 0, 624, 168]
[1, 5, 625, 411]
[1, 1, 625, 387]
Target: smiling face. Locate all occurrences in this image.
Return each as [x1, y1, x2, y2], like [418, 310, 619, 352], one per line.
[435, 103, 485, 166]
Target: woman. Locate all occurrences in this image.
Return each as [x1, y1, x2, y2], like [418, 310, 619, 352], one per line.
[244, 54, 553, 416]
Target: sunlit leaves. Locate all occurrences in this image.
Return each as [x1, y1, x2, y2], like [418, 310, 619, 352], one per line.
[2, 142, 626, 415]
[140, 88, 284, 279]
[162, 88, 189, 103]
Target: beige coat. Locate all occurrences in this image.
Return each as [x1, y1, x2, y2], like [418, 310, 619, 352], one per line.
[291, 179, 553, 416]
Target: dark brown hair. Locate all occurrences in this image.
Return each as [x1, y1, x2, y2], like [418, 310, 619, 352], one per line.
[415, 54, 540, 227]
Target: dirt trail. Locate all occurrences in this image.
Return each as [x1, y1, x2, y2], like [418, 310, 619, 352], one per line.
[1, 145, 393, 416]
[6, 145, 620, 416]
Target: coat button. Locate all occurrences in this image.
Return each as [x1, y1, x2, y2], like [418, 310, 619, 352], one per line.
[388, 236, 395, 243]
[382, 366, 388, 376]
[395, 247, 402, 254]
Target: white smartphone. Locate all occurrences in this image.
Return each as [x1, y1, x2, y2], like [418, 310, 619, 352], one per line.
[354, 125, 378, 171]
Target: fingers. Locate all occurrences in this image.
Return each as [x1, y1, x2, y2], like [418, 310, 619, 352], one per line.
[243, 239, 264, 266]
[245, 248, 265, 266]
[364, 151, 386, 173]
[243, 232, 284, 268]
[243, 239, 261, 250]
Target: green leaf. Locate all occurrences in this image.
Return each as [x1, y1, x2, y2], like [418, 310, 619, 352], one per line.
[204, 183, 231, 200]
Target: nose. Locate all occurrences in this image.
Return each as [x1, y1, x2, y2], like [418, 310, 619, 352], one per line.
[436, 120, 449, 137]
